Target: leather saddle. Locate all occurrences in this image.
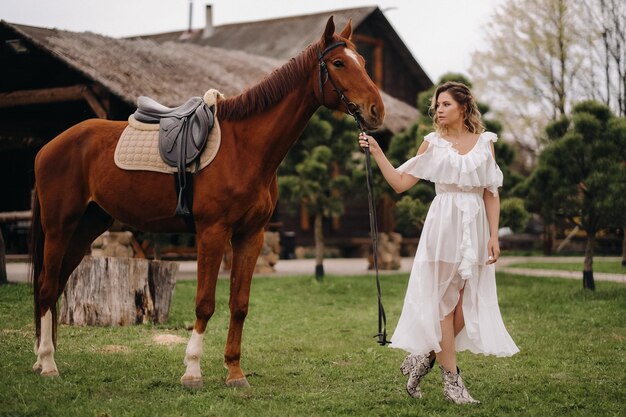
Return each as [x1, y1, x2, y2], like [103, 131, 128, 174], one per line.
[132, 96, 215, 222]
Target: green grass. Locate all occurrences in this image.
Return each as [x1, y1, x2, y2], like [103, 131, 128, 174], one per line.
[1, 273, 625, 417]
[508, 260, 625, 274]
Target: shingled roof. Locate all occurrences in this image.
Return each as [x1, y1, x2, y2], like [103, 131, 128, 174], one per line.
[138, 6, 431, 92]
[3, 21, 418, 133]
[144, 7, 376, 60]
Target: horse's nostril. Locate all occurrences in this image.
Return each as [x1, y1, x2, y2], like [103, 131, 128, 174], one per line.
[370, 104, 378, 118]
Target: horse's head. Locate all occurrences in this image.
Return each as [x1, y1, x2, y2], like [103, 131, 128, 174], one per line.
[315, 17, 385, 130]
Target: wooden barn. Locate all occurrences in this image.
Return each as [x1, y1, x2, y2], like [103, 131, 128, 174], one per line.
[0, 7, 430, 255]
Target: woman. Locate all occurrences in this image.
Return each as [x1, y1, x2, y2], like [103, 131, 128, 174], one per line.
[359, 81, 518, 404]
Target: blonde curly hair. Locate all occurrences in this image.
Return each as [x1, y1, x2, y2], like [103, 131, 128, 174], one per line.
[429, 81, 484, 134]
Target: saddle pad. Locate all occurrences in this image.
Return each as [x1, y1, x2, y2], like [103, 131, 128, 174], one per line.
[114, 118, 220, 173]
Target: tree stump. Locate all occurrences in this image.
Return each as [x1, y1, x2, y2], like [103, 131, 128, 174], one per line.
[148, 260, 178, 323]
[60, 256, 178, 326]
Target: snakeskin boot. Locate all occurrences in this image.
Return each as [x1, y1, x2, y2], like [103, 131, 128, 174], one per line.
[439, 365, 480, 404]
[400, 354, 435, 398]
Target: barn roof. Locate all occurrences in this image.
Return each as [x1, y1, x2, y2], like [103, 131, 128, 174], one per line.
[2, 21, 418, 133]
[138, 6, 431, 91]
[144, 7, 376, 60]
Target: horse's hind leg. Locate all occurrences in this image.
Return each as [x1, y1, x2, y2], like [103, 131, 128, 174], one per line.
[56, 204, 113, 297]
[181, 223, 230, 389]
[34, 204, 112, 376]
[34, 228, 76, 376]
[223, 229, 265, 388]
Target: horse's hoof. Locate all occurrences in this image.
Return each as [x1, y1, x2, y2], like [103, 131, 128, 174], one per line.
[32, 363, 42, 374]
[181, 376, 203, 390]
[40, 369, 59, 377]
[225, 377, 250, 388]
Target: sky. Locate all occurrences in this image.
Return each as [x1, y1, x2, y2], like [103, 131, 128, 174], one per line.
[0, 0, 506, 83]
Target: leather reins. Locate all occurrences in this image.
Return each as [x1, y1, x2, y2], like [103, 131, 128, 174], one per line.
[317, 42, 389, 346]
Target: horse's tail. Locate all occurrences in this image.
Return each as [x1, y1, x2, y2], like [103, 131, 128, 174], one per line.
[30, 188, 45, 348]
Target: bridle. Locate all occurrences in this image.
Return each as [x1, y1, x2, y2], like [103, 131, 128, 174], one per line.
[317, 41, 389, 346]
[317, 42, 363, 127]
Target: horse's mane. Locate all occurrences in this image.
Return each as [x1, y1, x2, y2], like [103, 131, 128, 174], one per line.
[217, 42, 321, 121]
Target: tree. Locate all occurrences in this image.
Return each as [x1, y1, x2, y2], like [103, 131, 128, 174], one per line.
[583, 1, 626, 264]
[278, 108, 359, 280]
[582, 0, 626, 117]
[471, 0, 590, 154]
[527, 101, 626, 289]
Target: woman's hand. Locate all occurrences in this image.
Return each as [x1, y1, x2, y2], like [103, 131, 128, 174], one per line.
[486, 237, 500, 264]
[358, 133, 382, 156]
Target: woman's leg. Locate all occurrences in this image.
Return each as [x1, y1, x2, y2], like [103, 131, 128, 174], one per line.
[437, 287, 465, 373]
[436, 311, 457, 373]
[453, 287, 465, 336]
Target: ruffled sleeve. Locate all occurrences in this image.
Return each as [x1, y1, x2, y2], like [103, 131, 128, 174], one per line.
[483, 131, 498, 143]
[396, 132, 503, 196]
[481, 133, 503, 196]
[395, 133, 439, 179]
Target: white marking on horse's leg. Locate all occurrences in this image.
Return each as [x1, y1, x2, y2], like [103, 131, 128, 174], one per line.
[37, 310, 59, 377]
[345, 49, 360, 65]
[32, 340, 42, 373]
[181, 329, 204, 388]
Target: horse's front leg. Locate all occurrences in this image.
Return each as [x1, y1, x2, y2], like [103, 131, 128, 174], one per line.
[223, 229, 264, 387]
[181, 223, 229, 389]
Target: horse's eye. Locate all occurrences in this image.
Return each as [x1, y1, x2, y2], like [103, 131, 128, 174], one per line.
[332, 60, 344, 68]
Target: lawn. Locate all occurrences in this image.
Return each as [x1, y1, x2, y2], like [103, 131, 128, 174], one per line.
[508, 260, 625, 274]
[1, 273, 624, 417]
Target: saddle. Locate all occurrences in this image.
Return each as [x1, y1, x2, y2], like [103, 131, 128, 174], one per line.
[133, 96, 215, 222]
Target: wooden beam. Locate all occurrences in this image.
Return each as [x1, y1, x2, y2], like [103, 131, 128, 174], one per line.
[81, 87, 108, 119]
[0, 85, 108, 118]
[0, 85, 85, 107]
[0, 211, 31, 222]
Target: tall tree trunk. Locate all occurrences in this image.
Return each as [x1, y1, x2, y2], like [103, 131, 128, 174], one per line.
[314, 213, 324, 281]
[0, 229, 7, 285]
[622, 226, 626, 266]
[583, 231, 596, 290]
[543, 223, 555, 255]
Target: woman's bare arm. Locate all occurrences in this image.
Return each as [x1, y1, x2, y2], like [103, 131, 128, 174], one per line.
[359, 133, 427, 193]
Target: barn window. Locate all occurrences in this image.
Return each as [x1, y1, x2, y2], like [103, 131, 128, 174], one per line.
[354, 35, 383, 87]
[5, 39, 29, 54]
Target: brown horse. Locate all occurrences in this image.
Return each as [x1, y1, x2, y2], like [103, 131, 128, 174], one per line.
[30, 17, 384, 388]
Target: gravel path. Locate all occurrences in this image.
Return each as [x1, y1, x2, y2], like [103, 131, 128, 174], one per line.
[6, 256, 624, 284]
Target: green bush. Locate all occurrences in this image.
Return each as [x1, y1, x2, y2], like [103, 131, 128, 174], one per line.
[394, 195, 428, 237]
[500, 197, 530, 233]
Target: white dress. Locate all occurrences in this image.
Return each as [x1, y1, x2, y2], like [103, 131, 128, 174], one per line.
[390, 131, 519, 357]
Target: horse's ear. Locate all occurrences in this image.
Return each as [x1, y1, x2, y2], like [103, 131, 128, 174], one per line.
[340, 18, 353, 41]
[322, 16, 335, 46]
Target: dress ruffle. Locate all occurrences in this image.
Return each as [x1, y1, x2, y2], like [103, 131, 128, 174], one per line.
[455, 193, 480, 280]
[396, 132, 503, 196]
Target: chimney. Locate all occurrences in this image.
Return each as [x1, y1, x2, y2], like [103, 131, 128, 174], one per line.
[203, 4, 214, 38]
[179, 0, 193, 40]
[188, 1, 193, 33]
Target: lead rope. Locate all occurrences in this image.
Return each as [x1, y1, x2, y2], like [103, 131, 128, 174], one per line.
[319, 43, 389, 346]
[363, 139, 389, 346]
[343, 104, 390, 347]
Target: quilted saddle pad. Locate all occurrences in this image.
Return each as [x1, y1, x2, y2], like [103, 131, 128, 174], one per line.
[114, 89, 222, 173]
